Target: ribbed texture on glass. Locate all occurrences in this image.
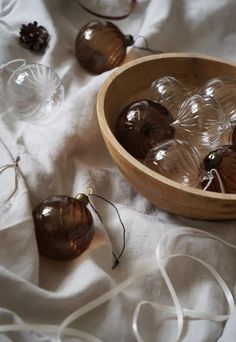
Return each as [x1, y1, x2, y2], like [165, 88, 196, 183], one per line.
[144, 139, 203, 188]
[33, 196, 94, 261]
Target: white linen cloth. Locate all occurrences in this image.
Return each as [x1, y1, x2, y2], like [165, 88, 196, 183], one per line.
[0, 0, 236, 341]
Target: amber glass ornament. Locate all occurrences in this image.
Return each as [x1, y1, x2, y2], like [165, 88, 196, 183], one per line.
[75, 20, 134, 74]
[33, 195, 93, 261]
[202, 145, 236, 193]
[232, 126, 236, 145]
[144, 139, 204, 188]
[116, 99, 174, 159]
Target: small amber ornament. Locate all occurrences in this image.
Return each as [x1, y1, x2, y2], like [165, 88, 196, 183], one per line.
[232, 126, 236, 145]
[116, 100, 174, 159]
[75, 20, 134, 74]
[33, 195, 93, 261]
[202, 145, 236, 193]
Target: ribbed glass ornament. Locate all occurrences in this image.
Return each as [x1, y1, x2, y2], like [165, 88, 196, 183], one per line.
[151, 76, 190, 118]
[171, 94, 225, 155]
[75, 20, 134, 74]
[33, 195, 94, 261]
[116, 99, 174, 159]
[144, 139, 203, 188]
[199, 77, 236, 126]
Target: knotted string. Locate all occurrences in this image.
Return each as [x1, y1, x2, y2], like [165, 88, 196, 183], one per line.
[0, 227, 235, 342]
[203, 168, 225, 193]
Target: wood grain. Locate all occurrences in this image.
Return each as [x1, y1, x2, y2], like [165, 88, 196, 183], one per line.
[97, 53, 236, 220]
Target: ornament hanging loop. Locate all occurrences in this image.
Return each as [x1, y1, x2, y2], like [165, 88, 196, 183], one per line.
[203, 168, 226, 193]
[133, 36, 163, 54]
[0, 156, 20, 204]
[80, 192, 126, 269]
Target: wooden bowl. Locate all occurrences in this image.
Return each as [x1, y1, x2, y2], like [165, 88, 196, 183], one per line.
[97, 53, 236, 220]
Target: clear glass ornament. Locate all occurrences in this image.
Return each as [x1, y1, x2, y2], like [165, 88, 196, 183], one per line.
[171, 94, 225, 155]
[144, 139, 204, 188]
[198, 77, 236, 126]
[6, 63, 64, 120]
[151, 76, 191, 119]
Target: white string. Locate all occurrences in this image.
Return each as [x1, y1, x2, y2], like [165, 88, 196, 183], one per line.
[203, 168, 225, 193]
[56, 273, 143, 342]
[0, 58, 26, 72]
[133, 227, 236, 341]
[0, 323, 102, 342]
[133, 252, 234, 342]
[0, 156, 20, 204]
[0, 227, 236, 342]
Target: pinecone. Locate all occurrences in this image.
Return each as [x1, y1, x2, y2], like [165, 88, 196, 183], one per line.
[19, 21, 50, 52]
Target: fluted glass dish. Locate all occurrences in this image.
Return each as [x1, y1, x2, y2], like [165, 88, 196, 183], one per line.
[6, 63, 64, 120]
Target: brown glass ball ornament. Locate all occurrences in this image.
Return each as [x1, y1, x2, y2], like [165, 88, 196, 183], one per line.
[232, 126, 236, 145]
[75, 20, 134, 74]
[33, 194, 94, 261]
[116, 100, 175, 159]
[202, 145, 236, 193]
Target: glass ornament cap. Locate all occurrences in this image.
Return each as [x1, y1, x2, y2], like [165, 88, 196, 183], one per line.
[144, 139, 204, 188]
[171, 94, 225, 154]
[75, 20, 134, 74]
[33, 195, 94, 261]
[151, 76, 191, 119]
[116, 99, 174, 159]
[6, 63, 65, 119]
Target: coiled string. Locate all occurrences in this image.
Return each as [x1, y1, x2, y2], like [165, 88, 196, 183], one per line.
[0, 227, 235, 342]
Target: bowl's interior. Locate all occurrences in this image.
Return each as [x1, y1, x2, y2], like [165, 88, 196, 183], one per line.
[97, 53, 236, 219]
[104, 54, 236, 133]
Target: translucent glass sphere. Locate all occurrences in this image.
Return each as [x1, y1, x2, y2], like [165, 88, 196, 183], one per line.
[151, 76, 191, 118]
[144, 139, 204, 188]
[198, 77, 236, 126]
[6, 63, 65, 119]
[171, 94, 225, 155]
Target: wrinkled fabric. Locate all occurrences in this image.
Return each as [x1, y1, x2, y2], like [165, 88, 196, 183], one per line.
[0, 0, 236, 341]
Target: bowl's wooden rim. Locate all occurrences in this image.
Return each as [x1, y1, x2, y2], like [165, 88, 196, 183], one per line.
[97, 52, 236, 201]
